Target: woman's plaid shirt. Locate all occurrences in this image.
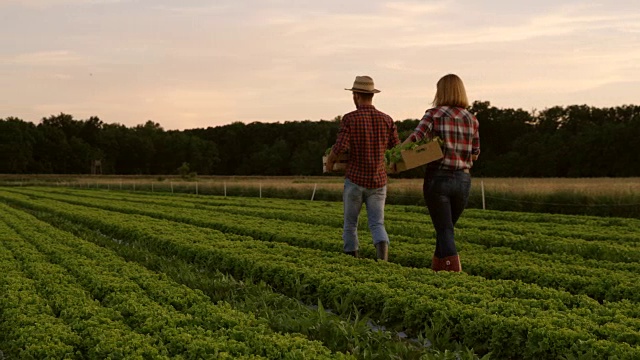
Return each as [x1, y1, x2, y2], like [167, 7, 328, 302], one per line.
[408, 106, 480, 171]
[332, 105, 400, 189]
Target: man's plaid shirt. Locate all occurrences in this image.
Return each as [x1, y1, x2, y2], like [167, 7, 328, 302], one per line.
[408, 106, 480, 171]
[332, 105, 400, 189]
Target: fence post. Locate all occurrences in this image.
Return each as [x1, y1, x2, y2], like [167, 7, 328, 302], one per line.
[196, 182, 199, 195]
[171, 182, 174, 194]
[224, 181, 227, 198]
[259, 183, 262, 198]
[133, 182, 136, 192]
[481, 180, 486, 210]
[311, 184, 317, 201]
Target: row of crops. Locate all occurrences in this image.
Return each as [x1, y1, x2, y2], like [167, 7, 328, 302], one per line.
[1, 187, 639, 359]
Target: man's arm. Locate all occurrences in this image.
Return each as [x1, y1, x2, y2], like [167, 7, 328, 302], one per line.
[325, 150, 337, 173]
[388, 120, 400, 149]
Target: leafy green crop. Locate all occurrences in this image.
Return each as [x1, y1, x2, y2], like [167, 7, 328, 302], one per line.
[384, 137, 443, 165]
[3, 188, 640, 360]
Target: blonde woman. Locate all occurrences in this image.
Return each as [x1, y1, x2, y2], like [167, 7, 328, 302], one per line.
[401, 74, 480, 272]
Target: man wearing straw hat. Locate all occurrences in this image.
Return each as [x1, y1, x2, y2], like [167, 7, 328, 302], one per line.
[325, 75, 400, 261]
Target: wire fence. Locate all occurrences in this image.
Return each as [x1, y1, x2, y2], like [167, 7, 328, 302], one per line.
[482, 195, 640, 207]
[2, 177, 640, 218]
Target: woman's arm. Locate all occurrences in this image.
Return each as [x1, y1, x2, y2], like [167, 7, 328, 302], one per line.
[403, 109, 434, 145]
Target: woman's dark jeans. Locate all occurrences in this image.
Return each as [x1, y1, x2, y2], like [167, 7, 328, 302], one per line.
[423, 169, 471, 258]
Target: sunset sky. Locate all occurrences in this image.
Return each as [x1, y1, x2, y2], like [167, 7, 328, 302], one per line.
[1, 0, 639, 130]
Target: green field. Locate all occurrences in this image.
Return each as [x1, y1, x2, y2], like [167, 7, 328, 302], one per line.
[1, 187, 640, 359]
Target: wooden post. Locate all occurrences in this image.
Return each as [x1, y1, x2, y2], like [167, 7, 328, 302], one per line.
[311, 184, 317, 201]
[481, 180, 486, 210]
[224, 181, 227, 198]
[171, 182, 174, 194]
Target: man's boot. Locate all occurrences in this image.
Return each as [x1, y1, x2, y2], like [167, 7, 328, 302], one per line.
[345, 250, 358, 258]
[375, 242, 388, 261]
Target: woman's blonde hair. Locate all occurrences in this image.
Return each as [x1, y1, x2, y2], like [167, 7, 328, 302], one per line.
[432, 74, 469, 108]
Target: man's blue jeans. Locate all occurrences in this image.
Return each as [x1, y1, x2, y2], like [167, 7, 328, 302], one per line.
[423, 169, 471, 258]
[342, 179, 390, 252]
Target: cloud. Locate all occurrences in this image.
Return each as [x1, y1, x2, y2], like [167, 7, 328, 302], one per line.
[6, 0, 124, 5]
[50, 73, 73, 80]
[383, 1, 449, 15]
[252, 0, 640, 59]
[0, 50, 84, 66]
[1, 0, 639, 129]
[2, 0, 125, 9]
[153, 3, 235, 15]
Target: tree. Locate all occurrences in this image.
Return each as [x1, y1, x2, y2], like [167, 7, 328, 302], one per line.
[2, 103, 639, 177]
[0, 117, 36, 173]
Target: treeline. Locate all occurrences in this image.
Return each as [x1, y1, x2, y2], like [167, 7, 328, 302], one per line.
[1, 101, 639, 177]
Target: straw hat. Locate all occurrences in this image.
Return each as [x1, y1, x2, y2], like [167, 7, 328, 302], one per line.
[345, 75, 381, 93]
